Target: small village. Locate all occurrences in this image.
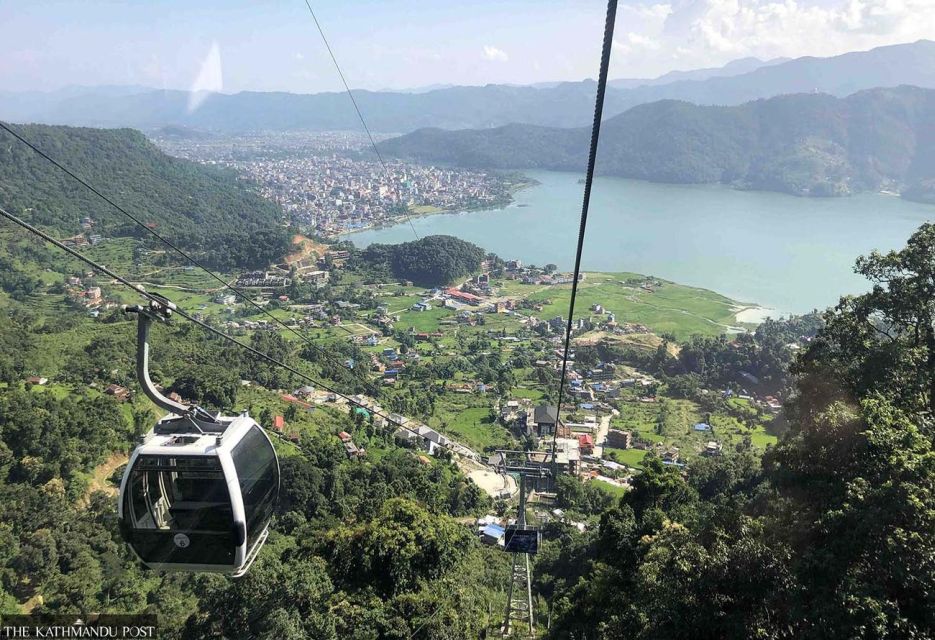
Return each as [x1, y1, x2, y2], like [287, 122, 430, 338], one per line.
[30, 229, 794, 552]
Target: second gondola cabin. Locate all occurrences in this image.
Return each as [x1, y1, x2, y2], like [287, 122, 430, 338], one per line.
[118, 413, 279, 577]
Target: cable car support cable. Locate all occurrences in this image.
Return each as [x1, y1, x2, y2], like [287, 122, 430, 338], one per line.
[0, 120, 369, 377]
[0, 203, 435, 443]
[301, 0, 421, 241]
[551, 0, 618, 473]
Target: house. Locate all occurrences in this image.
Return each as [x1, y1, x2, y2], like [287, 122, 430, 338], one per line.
[606, 429, 632, 450]
[479, 524, 506, 546]
[578, 434, 594, 455]
[273, 415, 285, 431]
[104, 384, 130, 401]
[531, 405, 559, 437]
[25, 376, 48, 386]
[553, 438, 582, 475]
[703, 441, 723, 457]
[294, 385, 316, 399]
[412, 301, 432, 312]
[693, 422, 712, 432]
[764, 396, 783, 412]
[445, 287, 482, 305]
[343, 441, 362, 458]
[393, 427, 420, 446]
[662, 448, 680, 464]
[500, 400, 521, 419]
[417, 425, 449, 455]
[338, 431, 352, 443]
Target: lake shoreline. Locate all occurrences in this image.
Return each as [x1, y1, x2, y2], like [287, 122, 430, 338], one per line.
[333, 173, 539, 238]
[342, 170, 934, 313]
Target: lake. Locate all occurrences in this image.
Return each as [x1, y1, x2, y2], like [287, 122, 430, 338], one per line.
[343, 170, 935, 314]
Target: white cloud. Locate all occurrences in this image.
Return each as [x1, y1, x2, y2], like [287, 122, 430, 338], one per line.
[482, 45, 509, 62]
[610, 0, 935, 77]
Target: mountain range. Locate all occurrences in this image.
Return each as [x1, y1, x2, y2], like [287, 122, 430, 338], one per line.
[2, 40, 935, 133]
[378, 85, 935, 201]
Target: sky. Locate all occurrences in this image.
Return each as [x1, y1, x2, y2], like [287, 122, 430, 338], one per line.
[1, 0, 934, 94]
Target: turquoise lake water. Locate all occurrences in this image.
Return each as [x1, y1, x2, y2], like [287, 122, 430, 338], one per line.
[344, 170, 935, 314]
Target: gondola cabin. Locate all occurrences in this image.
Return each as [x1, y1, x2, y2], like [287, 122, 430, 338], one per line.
[118, 413, 279, 577]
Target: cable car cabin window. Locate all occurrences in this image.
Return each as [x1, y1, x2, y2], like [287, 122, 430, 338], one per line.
[231, 425, 277, 546]
[124, 455, 234, 565]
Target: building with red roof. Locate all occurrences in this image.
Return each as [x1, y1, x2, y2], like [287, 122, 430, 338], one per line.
[578, 434, 594, 454]
[445, 288, 482, 305]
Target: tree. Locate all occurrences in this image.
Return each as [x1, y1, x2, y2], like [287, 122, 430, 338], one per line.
[170, 364, 238, 410]
[323, 498, 473, 597]
[796, 223, 935, 419]
[764, 396, 935, 638]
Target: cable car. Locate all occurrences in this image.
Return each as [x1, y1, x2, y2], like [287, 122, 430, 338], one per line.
[117, 299, 279, 577]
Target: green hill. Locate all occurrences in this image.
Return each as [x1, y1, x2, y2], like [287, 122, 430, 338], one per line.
[379, 86, 935, 201]
[0, 124, 289, 269]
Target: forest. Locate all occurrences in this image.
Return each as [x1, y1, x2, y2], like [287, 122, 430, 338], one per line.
[352, 235, 487, 287]
[0, 123, 291, 270]
[0, 213, 932, 638]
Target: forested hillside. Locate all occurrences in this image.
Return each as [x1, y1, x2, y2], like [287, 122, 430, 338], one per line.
[0, 295, 498, 637]
[380, 85, 935, 200]
[352, 235, 486, 286]
[0, 124, 290, 269]
[536, 225, 935, 639]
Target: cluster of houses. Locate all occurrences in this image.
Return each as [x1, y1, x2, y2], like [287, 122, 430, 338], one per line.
[60, 219, 104, 249]
[234, 271, 291, 290]
[63, 274, 112, 315]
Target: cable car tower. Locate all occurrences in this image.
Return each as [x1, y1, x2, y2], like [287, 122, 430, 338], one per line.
[493, 450, 553, 638]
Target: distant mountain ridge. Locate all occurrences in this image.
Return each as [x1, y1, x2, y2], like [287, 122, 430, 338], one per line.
[378, 85, 935, 202]
[608, 56, 789, 89]
[2, 41, 935, 133]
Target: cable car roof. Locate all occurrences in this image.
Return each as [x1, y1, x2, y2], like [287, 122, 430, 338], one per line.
[135, 414, 256, 457]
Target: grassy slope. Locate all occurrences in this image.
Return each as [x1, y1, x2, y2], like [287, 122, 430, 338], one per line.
[516, 272, 743, 340]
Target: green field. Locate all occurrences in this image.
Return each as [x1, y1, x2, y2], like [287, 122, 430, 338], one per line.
[516, 272, 745, 340]
[393, 307, 457, 333]
[604, 447, 649, 469]
[428, 396, 515, 452]
[592, 478, 629, 497]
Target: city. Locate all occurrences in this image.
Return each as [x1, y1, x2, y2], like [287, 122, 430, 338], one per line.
[153, 130, 525, 235]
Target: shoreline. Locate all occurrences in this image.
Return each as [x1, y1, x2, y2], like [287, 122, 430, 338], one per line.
[334, 175, 538, 238]
[734, 305, 781, 324]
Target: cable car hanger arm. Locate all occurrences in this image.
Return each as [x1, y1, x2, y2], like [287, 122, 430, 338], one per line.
[124, 299, 218, 425]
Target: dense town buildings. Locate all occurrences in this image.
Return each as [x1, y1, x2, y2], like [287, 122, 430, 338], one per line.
[153, 131, 515, 235]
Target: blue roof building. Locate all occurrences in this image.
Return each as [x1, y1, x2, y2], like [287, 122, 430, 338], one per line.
[480, 524, 506, 545]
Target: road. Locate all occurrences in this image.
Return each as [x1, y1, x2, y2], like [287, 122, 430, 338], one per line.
[592, 410, 617, 459]
[300, 388, 482, 461]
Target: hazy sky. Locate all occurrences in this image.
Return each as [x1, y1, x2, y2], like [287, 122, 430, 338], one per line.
[1, 0, 934, 94]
